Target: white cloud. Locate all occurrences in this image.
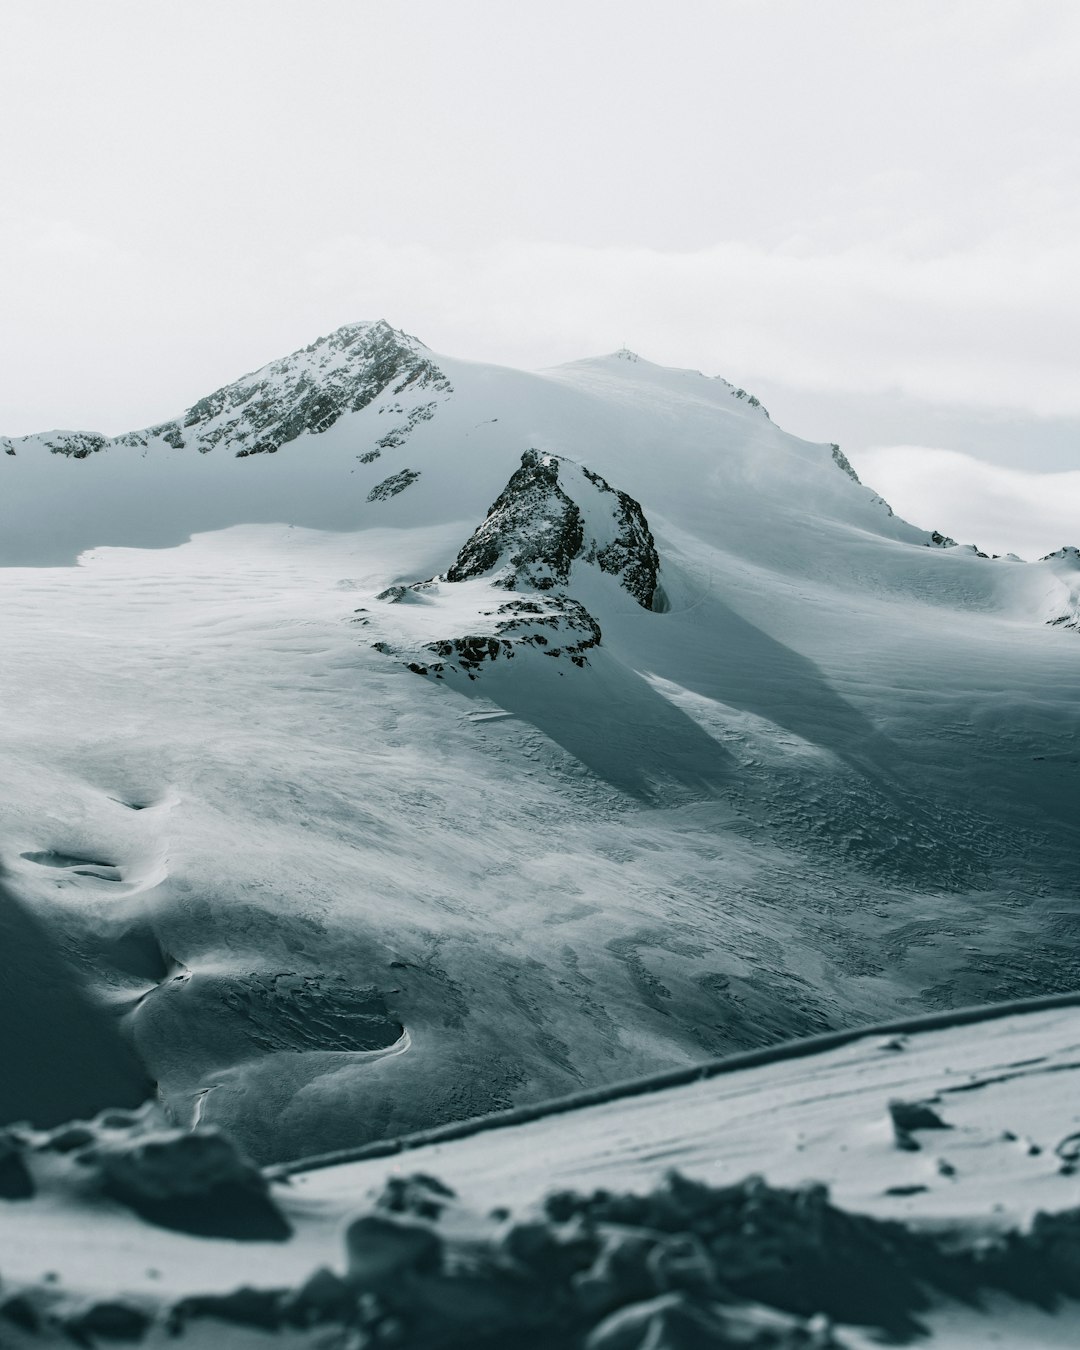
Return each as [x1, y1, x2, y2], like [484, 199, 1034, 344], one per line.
[849, 446, 1080, 561]
[3, 220, 1079, 448]
[2, 1, 1078, 440]
[298, 233, 1080, 420]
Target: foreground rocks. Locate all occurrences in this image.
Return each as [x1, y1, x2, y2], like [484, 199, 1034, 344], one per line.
[157, 1169, 1080, 1346]
[0, 1105, 289, 1240]
[7, 1107, 1080, 1346]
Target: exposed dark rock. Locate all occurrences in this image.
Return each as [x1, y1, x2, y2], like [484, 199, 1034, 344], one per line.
[64, 1299, 152, 1342]
[829, 444, 860, 484]
[368, 468, 421, 501]
[422, 594, 602, 679]
[279, 1266, 356, 1327]
[715, 376, 771, 419]
[580, 465, 662, 611]
[0, 1293, 42, 1331]
[364, 448, 663, 681]
[375, 1172, 457, 1222]
[3, 321, 453, 463]
[170, 1285, 287, 1332]
[344, 1212, 444, 1286]
[446, 449, 661, 611]
[447, 449, 584, 590]
[889, 1098, 951, 1151]
[177, 321, 451, 457]
[372, 400, 440, 452]
[24, 1166, 1073, 1349]
[545, 1171, 935, 1338]
[84, 1124, 291, 1240]
[43, 432, 109, 459]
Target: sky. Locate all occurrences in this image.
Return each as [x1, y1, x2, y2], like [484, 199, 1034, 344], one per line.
[2, 0, 1078, 557]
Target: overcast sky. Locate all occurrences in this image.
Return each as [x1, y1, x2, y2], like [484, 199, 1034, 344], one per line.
[3, 0, 1077, 556]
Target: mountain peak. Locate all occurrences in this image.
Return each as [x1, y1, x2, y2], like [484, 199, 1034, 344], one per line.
[357, 448, 665, 681]
[2, 321, 453, 463]
[446, 448, 662, 611]
[180, 319, 449, 459]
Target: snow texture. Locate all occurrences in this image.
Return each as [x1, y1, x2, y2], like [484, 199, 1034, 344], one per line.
[0, 322, 1078, 1187]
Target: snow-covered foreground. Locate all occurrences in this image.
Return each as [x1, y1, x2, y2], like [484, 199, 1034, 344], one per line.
[1, 323, 1078, 1169]
[3, 998, 1080, 1346]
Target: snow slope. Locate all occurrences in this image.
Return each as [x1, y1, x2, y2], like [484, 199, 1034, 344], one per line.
[3, 997, 1080, 1346]
[1, 322, 1078, 1168]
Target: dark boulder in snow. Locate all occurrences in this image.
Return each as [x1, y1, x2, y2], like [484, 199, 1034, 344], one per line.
[79, 1119, 291, 1240]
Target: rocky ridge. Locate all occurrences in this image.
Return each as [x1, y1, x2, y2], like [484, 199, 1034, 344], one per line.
[0, 320, 453, 462]
[361, 450, 663, 679]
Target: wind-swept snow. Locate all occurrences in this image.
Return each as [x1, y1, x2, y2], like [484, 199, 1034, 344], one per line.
[0, 324, 1077, 1171]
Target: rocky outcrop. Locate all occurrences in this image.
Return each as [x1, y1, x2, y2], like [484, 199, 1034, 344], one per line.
[175, 321, 450, 458]
[830, 444, 860, 484]
[447, 449, 662, 611]
[413, 595, 602, 680]
[717, 376, 770, 418]
[366, 450, 664, 680]
[368, 468, 421, 502]
[12, 1160, 1080, 1346]
[3, 1105, 290, 1241]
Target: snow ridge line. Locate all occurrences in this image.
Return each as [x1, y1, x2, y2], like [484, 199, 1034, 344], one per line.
[267, 988, 1080, 1180]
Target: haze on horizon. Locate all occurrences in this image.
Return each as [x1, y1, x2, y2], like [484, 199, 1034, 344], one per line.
[2, 0, 1077, 558]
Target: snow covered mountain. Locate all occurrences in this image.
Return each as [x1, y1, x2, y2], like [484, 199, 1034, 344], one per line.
[1, 321, 1078, 1170]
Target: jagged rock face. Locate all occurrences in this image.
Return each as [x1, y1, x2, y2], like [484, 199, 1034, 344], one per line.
[364, 451, 661, 680]
[368, 468, 421, 502]
[717, 376, 770, 418]
[0, 321, 453, 461]
[447, 449, 662, 610]
[830, 444, 860, 484]
[414, 595, 603, 680]
[170, 320, 451, 458]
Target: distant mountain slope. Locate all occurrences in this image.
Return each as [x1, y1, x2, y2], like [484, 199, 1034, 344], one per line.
[0, 320, 915, 566]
